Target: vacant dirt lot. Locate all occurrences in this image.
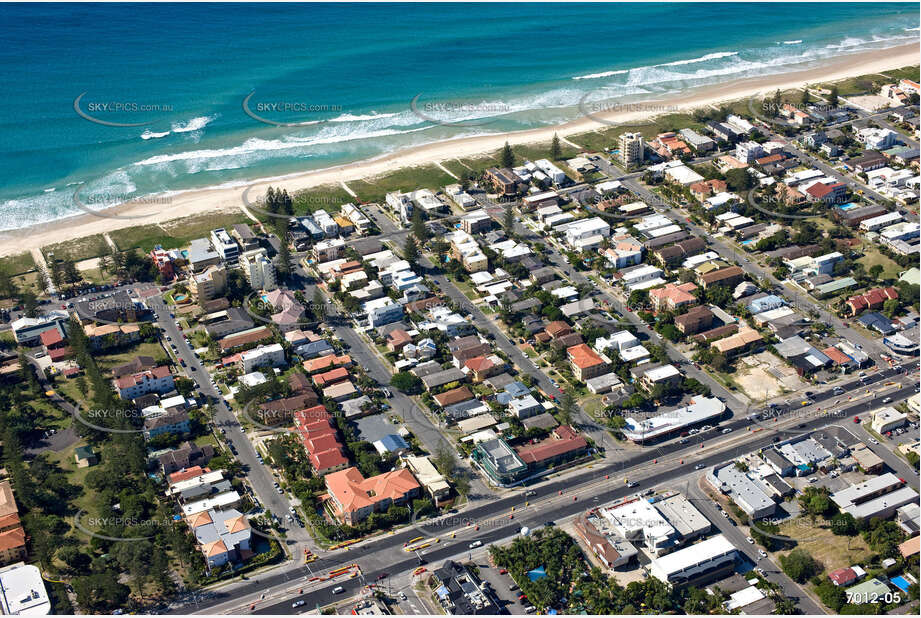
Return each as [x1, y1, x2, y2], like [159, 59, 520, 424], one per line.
[735, 352, 806, 400]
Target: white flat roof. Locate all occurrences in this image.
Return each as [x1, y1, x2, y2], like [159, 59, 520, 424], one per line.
[650, 534, 736, 577]
[623, 396, 724, 441]
[0, 563, 51, 616]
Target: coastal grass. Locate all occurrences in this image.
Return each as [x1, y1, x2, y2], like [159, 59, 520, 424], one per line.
[43, 234, 109, 263]
[291, 184, 354, 216]
[110, 212, 249, 252]
[511, 139, 580, 164]
[820, 64, 920, 97]
[0, 252, 36, 276]
[568, 129, 619, 154]
[352, 164, 456, 202]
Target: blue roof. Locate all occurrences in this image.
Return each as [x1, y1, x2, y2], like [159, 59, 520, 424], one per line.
[857, 312, 896, 335]
[505, 381, 531, 397]
[377, 434, 409, 452]
[748, 294, 786, 313]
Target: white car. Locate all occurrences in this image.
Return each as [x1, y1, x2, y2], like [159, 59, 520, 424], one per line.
[758, 550, 768, 559]
[469, 540, 483, 549]
[746, 537, 755, 544]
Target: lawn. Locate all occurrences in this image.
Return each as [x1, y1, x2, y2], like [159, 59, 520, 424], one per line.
[43, 234, 109, 263]
[352, 165, 457, 203]
[95, 341, 169, 373]
[777, 518, 873, 575]
[857, 247, 902, 280]
[0, 252, 37, 276]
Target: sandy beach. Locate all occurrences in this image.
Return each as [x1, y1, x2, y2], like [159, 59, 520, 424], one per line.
[1, 43, 917, 259]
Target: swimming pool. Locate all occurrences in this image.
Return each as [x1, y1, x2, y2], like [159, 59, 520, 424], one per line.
[891, 575, 910, 592]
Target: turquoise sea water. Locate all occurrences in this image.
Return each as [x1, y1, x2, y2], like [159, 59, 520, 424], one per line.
[0, 2, 917, 230]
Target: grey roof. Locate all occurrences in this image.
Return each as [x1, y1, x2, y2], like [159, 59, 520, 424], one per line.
[422, 368, 467, 390]
[762, 448, 794, 472]
[521, 412, 559, 431]
[713, 464, 775, 517]
[561, 298, 595, 318]
[478, 438, 526, 474]
[188, 238, 219, 265]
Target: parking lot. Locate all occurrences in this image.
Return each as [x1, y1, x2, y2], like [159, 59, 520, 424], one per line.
[476, 559, 528, 615]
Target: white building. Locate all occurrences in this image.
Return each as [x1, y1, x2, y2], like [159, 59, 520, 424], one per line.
[618, 264, 665, 291]
[563, 217, 610, 247]
[312, 209, 339, 237]
[871, 406, 907, 434]
[413, 188, 447, 213]
[622, 396, 724, 443]
[857, 127, 899, 150]
[240, 248, 277, 291]
[735, 141, 764, 163]
[341, 203, 371, 232]
[210, 228, 240, 264]
[648, 534, 738, 585]
[601, 499, 676, 556]
[364, 297, 404, 328]
[665, 163, 705, 186]
[860, 212, 904, 232]
[241, 343, 286, 373]
[535, 159, 567, 185]
[0, 563, 51, 615]
[619, 132, 645, 166]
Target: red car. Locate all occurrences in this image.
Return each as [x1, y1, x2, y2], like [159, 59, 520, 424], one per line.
[853, 416, 860, 423]
[499, 569, 508, 575]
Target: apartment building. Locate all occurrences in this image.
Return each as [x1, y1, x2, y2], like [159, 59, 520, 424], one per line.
[325, 467, 421, 525]
[191, 265, 228, 301]
[210, 228, 240, 264]
[239, 248, 277, 292]
[619, 132, 645, 167]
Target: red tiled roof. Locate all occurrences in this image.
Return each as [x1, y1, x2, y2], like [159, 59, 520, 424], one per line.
[311, 449, 349, 472]
[567, 344, 605, 370]
[464, 356, 495, 373]
[40, 329, 64, 346]
[434, 386, 474, 407]
[293, 405, 332, 426]
[822, 346, 852, 365]
[313, 366, 350, 387]
[516, 426, 588, 465]
[828, 567, 856, 586]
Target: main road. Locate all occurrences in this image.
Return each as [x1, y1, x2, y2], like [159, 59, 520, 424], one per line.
[173, 360, 917, 615]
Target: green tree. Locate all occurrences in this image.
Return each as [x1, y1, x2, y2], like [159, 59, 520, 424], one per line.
[550, 133, 562, 160]
[828, 86, 839, 107]
[390, 371, 422, 395]
[726, 167, 754, 191]
[778, 548, 820, 583]
[71, 572, 130, 612]
[503, 202, 515, 233]
[403, 235, 419, 266]
[558, 389, 576, 426]
[312, 288, 327, 321]
[411, 208, 429, 244]
[500, 141, 515, 168]
[800, 88, 810, 106]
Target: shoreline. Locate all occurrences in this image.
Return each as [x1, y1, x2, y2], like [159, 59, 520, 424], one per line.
[1, 43, 918, 260]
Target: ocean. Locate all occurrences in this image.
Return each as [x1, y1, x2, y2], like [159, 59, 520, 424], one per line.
[0, 2, 917, 231]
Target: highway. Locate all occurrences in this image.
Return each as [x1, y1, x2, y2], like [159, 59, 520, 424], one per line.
[175, 360, 917, 615]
